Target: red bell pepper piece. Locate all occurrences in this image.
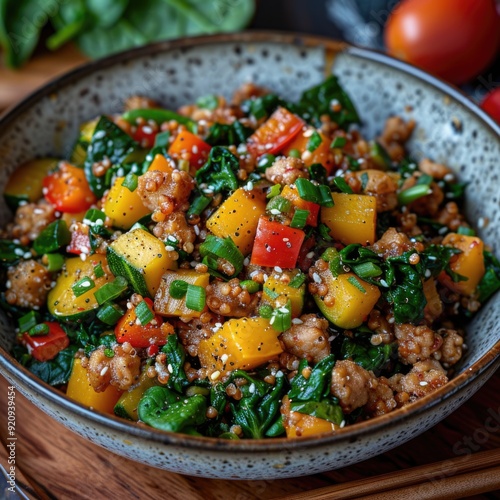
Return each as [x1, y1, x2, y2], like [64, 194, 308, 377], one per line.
[115, 298, 172, 348]
[43, 162, 96, 214]
[132, 123, 158, 149]
[22, 322, 69, 362]
[168, 130, 211, 171]
[246, 107, 304, 157]
[250, 217, 306, 269]
[66, 222, 91, 255]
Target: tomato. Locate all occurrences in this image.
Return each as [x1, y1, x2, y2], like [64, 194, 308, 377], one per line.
[481, 88, 500, 124]
[132, 123, 158, 149]
[22, 322, 69, 362]
[250, 217, 305, 269]
[43, 162, 97, 213]
[168, 130, 211, 171]
[384, 0, 500, 85]
[246, 107, 305, 157]
[115, 298, 172, 348]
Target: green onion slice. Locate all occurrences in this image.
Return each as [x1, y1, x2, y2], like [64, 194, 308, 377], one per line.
[135, 300, 155, 325]
[186, 284, 206, 312]
[290, 209, 310, 229]
[72, 276, 95, 297]
[169, 280, 188, 299]
[94, 276, 128, 305]
[18, 311, 39, 334]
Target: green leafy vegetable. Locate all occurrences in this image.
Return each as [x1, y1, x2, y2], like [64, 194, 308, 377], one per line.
[161, 334, 189, 393]
[83, 116, 139, 197]
[195, 146, 239, 195]
[288, 355, 336, 402]
[205, 121, 253, 146]
[27, 345, 79, 386]
[477, 251, 500, 303]
[138, 386, 207, 433]
[341, 337, 394, 372]
[0, 239, 30, 265]
[296, 75, 360, 129]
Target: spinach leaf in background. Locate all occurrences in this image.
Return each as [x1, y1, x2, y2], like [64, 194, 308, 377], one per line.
[477, 251, 500, 303]
[195, 146, 239, 194]
[86, 0, 129, 28]
[297, 75, 360, 129]
[83, 116, 139, 197]
[340, 336, 394, 372]
[205, 121, 254, 146]
[288, 355, 336, 402]
[161, 334, 189, 393]
[0, 0, 52, 68]
[27, 345, 79, 386]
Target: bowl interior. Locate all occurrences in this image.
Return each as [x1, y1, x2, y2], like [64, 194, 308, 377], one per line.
[0, 33, 499, 432]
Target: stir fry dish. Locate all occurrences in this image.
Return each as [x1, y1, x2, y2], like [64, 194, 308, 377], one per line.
[2, 76, 499, 439]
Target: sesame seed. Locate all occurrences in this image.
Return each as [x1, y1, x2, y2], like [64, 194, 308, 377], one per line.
[270, 209, 281, 215]
[292, 318, 303, 325]
[100, 366, 109, 376]
[419, 381, 428, 386]
[340, 420, 346, 428]
[221, 354, 228, 364]
[167, 364, 173, 373]
[210, 370, 221, 381]
[274, 266, 283, 273]
[444, 173, 454, 182]
[306, 251, 314, 258]
[165, 245, 175, 251]
[425, 269, 432, 278]
[313, 272, 321, 283]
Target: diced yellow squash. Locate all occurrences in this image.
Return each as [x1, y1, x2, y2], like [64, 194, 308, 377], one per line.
[438, 233, 485, 296]
[154, 269, 210, 318]
[48, 254, 113, 320]
[321, 193, 377, 245]
[313, 272, 380, 329]
[104, 177, 150, 229]
[4, 158, 58, 209]
[80, 118, 99, 143]
[107, 228, 177, 297]
[286, 412, 339, 438]
[66, 358, 122, 414]
[262, 271, 305, 317]
[198, 317, 283, 376]
[114, 369, 158, 421]
[206, 187, 266, 255]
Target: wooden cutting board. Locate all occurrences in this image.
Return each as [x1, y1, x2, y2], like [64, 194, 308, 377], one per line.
[0, 44, 87, 112]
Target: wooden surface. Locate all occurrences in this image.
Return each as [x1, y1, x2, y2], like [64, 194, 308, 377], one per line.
[1, 44, 499, 500]
[1, 372, 499, 499]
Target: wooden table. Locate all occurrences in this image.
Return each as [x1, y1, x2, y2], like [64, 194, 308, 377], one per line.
[1, 45, 499, 500]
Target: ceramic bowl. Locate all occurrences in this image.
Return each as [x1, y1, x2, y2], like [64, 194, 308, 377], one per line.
[0, 33, 499, 480]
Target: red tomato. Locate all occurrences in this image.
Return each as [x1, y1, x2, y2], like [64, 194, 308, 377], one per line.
[66, 222, 91, 255]
[22, 322, 69, 362]
[250, 217, 305, 269]
[481, 89, 500, 124]
[115, 298, 171, 348]
[43, 162, 97, 213]
[132, 124, 158, 148]
[247, 107, 305, 157]
[168, 130, 211, 171]
[384, 0, 500, 85]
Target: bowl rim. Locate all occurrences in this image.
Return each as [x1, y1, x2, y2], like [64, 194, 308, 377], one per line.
[0, 31, 499, 453]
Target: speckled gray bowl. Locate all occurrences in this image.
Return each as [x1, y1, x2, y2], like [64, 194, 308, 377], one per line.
[0, 33, 499, 480]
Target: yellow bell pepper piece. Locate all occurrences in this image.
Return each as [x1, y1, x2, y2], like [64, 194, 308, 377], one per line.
[66, 358, 122, 414]
[262, 271, 305, 317]
[438, 233, 485, 296]
[313, 272, 380, 329]
[154, 269, 210, 318]
[286, 412, 339, 438]
[103, 177, 150, 229]
[206, 187, 266, 255]
[321, 193, 377, 245]
[198, 317, 283, 377]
